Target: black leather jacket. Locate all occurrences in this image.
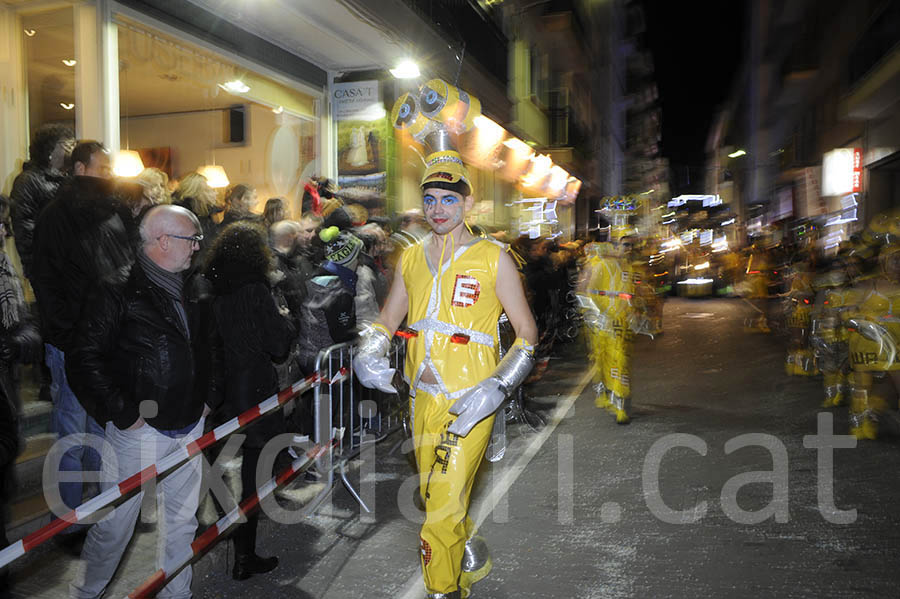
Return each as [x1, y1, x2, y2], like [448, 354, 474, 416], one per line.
[66, 261, 209, 430]
[9, 164, 66, 279]
[31, 176, 136, 353]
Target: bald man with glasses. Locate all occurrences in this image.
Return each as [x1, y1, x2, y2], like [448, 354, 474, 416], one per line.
[67, 205, 214, 599]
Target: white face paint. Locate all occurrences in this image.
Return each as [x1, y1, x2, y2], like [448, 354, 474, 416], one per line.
[422, 188, 466, 236]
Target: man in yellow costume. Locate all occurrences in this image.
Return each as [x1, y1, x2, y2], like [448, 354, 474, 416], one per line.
[578, 236, 636, 424]
[353, 149, 537, 598]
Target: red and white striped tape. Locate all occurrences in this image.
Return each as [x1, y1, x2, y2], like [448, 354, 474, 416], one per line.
[0, 368, 348, 569]
[125, 439, 336, 599]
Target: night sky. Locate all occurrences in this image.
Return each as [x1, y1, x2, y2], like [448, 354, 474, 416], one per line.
[641, 0, 746, 196]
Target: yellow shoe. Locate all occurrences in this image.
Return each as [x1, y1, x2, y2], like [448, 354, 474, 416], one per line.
[595, 393, 611, 409]
[615, 409, 630, 425]
[862, 419, 878, 440]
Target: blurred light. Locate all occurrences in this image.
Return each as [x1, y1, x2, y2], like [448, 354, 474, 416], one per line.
[679, 278, 714, 285]
[24, 29, 36, 37]
[59, 102, 74, 110]
[720, 218, 735, 226]
[62, 59, 77, 67]
[565, 177, 582, 203]
[219, 80, 249, 94]
[272, 105, 283, 114]
[198, 164, 230, 188]
[547, 166, 569, 196]
[728, 149, 746, 158]
[390, 60, 420, 79]
[113, 150, 144, 178]
[694, 261, 710, 271]
[822, 148, 862, 196]
[642, 189, 655, 195]
[521, 154, 552, 188]
[503, 138, 533, 156]
[473, 115, 504, 137]
[472, 115, 506, 156]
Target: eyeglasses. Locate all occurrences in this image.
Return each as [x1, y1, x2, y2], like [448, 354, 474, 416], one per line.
[160, 233, 204, 244]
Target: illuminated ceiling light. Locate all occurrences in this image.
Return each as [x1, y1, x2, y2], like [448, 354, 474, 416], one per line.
[389, 59, 420, 79]
[727, 149, 746, 158]
[59, 102, 74, 110]
[473, 115, 504, 137]
[23, 29, 36, 37]
[113, 150, 144, 178]
[548, 165, 569, 196]
[503, 138, 533, 156]
[521, 154, 552, 188]
[197, 164, 230, 189]
[219, 80, 249, 94]
[565, 177, 582, 202]
[62, 59, 77, 67]
[272, 105, 284, 114]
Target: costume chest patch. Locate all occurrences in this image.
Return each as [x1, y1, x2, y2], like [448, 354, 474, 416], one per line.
[451, 274, 481, 308]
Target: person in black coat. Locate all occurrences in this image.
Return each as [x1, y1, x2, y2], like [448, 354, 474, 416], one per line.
[0, 353, 22, 599]
[204, 221, 295, 580]
[9, 124, 74, 280]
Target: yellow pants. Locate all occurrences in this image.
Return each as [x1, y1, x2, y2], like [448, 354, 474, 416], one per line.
[590, 317, 632, 399]
[413, 389, 494, 595]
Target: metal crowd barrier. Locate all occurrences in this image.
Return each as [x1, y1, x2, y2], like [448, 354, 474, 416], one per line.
[307, 335, 409, 514]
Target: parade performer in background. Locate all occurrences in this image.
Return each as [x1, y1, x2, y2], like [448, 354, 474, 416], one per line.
[783, 261, 818, 376]
[578, 237, 636, 424]
[354, 147, 537, 599]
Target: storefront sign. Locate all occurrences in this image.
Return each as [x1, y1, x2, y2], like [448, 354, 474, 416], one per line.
[822, 148, 862, 196]
[333, 80, 385, 121]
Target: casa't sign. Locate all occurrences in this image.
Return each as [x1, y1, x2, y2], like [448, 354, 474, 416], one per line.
[332, 80, 385, 121]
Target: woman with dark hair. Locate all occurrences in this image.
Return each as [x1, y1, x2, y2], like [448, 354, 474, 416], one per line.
[262, 197, 286, 231]
[10, 123, 74, 280]
[204, 221, 294, 580]
[220, 183, 259, 230]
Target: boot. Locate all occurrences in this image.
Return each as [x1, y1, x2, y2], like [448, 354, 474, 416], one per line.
[232, 518, 279, 580]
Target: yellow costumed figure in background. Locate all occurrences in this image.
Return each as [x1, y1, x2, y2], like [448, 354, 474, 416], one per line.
[783, 262, 818, 376]
[578, 238, 636, 424]
[810, 262, 853, 408]
[354, 145, 537, 598]
[842, 245, 900, 440]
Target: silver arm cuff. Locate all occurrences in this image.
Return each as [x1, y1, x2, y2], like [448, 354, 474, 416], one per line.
[492, 341, 535, 394]
[357, 325, 391, 358]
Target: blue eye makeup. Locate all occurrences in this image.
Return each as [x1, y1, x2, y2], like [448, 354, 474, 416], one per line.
[423, 194, 437, 206]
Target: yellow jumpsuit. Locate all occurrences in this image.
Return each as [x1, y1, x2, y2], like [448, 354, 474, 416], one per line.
[401, 235, 505, 596]
[811, 278, 853, 407]
[585, 246, 635, 423]
[844, 279, 900, 439]
[784, 270, 817, 376]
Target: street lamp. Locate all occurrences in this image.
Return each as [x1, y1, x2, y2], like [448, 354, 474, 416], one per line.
[390, 59, 420, 79]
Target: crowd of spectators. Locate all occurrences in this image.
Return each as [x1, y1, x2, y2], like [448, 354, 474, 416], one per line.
[0, 124, 579, 597]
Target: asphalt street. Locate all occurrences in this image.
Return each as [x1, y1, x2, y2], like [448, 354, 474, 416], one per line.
[10, 297, 900, 598]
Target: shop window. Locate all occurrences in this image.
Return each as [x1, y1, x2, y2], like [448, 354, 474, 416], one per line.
[116, 17, 319, 217]
[22, 8, 76, 138]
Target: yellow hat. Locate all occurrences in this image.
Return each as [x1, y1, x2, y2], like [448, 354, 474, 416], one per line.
[421, 150, 471, 191]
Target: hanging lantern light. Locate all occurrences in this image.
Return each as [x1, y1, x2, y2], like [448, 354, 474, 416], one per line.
[112, 150, 144, 178]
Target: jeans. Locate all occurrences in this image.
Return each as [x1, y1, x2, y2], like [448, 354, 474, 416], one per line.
[46, 344, 104, 518]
